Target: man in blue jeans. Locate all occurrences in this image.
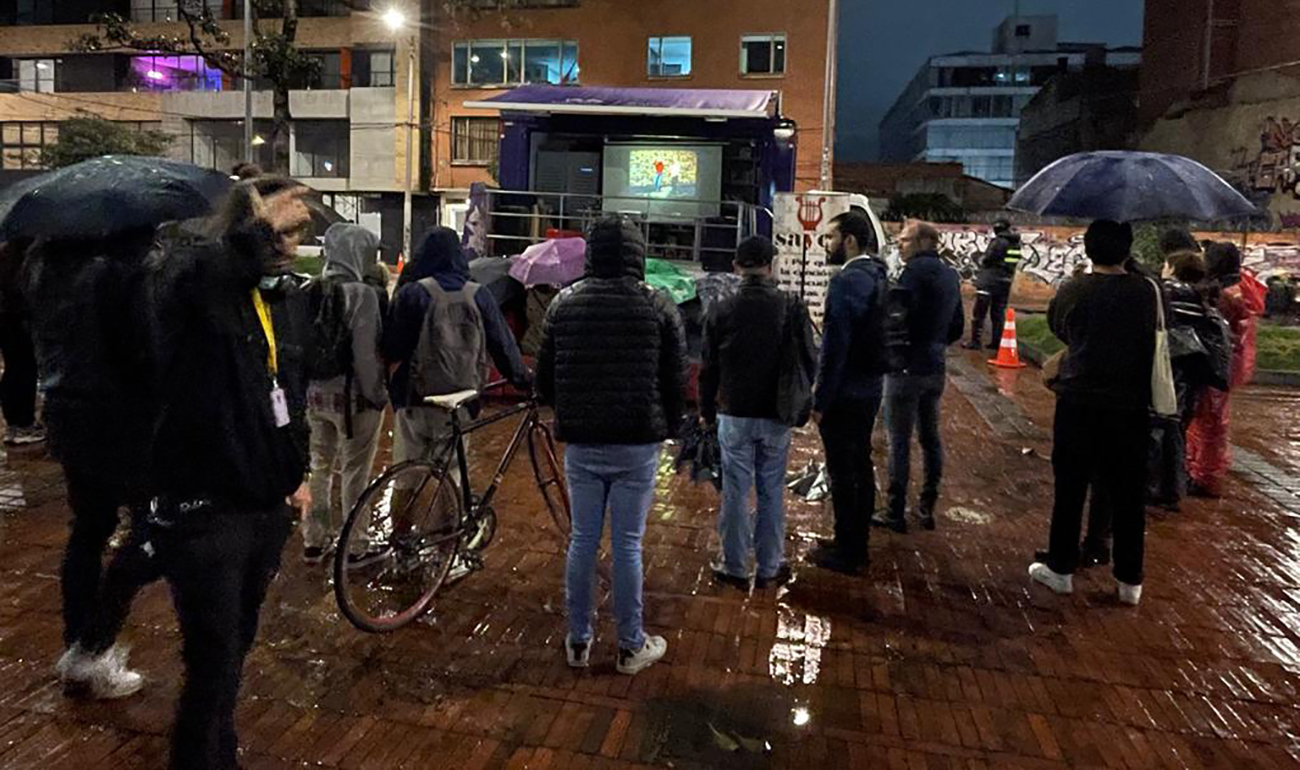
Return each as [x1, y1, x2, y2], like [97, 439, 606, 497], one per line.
[536, 216, 688, 675]
[872, 221, 965, 533]
[701, 236, 816, 590]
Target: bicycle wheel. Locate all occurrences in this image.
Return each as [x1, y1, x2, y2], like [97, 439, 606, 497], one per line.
[334, 460, 462, 633]
[527, 421, 571, 540]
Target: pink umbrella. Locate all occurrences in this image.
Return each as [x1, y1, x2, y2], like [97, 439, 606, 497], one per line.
[508, 237, 587, 288]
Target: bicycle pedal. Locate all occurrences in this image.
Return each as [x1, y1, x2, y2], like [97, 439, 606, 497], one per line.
[445, 553, 483, 584]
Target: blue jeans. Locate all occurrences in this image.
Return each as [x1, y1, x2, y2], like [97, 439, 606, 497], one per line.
[565, 443, 661, 650]
[716, 415, 792, 579]
[884, 372, 946, 518]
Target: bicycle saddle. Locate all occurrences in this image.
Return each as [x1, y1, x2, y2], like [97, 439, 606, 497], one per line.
[424, 389, 480, 411]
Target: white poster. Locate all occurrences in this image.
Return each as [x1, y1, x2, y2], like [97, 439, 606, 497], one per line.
[773, 192, 851, 326]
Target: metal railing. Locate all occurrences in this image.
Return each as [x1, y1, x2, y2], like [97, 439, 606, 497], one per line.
[479, 188, 773, 264]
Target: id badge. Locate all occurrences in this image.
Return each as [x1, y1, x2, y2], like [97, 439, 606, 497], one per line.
[270, 386, 291, 428]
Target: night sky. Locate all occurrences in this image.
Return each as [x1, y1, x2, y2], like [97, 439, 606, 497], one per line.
[836, 0, 1145, 161]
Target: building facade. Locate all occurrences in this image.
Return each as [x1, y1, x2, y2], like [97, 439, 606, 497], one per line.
[1015, 65, 1140, 186]
[878, 14, 1139, 189]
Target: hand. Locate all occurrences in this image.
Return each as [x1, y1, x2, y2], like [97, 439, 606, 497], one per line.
[286, 482, 311, 520]
[249, 185, 311, 236]
[811, 410, 823, 425]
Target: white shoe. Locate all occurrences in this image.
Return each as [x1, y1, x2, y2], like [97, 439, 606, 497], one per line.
[1117, 581, 1143, 606]
[565, 634, 590, 669]
[1028, 562, 1074, 594]
[57, 644, 144, 700]
[616, 635, 667, 675]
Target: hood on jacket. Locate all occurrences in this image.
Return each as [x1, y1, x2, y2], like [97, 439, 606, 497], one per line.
[400, 226, 468, 289]
[322, 223, 380, 283]
[585, 217, 646, 280]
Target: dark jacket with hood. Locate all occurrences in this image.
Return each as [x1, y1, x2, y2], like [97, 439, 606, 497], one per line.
[536, 218, 689, 445]
[975, 231, 1022, 290]
[383, 226, 528, 409]
[147, 217, 312, 511]
[25, 229, 156, 491]
[309, 223, 387, 412]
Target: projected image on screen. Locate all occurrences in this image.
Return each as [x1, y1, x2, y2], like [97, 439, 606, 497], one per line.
[628, 149, 699, 199]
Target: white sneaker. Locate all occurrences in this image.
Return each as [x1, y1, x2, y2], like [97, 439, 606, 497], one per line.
[565, 634, 590, 669]
[57, 644, 144, 700]
[1117, 581, 1143, 606]
[1028, 562, 1074, 595]
[4, 424, 46, 446]
[616, 635, 667, 675]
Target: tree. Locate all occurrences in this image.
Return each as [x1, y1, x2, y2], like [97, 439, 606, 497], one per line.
[40, 115, 174, 169]
[73, 0, 317, 173]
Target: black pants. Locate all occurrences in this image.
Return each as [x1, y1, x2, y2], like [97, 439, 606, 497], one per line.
[1048, 400, 1149, 585]
[0, 313, 37, 428]
[61, 467, 159, 653]
[818, 393, 882, 562]
[152, 505, 293, 770]
[970, 284, 1010, 347]
[885, 373, 946, 518]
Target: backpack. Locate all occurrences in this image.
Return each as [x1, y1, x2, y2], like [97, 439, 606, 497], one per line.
[409, 278, 489, 400]
[776, 294, 814, 427]
[305, 277, 352, 382]
[881, 280, 912, 374]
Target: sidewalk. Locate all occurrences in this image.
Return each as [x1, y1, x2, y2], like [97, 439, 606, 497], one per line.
[0, 355, 1298, 768]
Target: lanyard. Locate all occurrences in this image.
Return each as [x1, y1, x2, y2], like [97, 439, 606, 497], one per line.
[250, 288, 278, 378]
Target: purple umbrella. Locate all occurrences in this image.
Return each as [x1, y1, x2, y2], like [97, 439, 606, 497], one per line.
[509, 237, 587, 288]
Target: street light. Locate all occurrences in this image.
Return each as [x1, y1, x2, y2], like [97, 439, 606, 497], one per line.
[385, 6, 417, 266]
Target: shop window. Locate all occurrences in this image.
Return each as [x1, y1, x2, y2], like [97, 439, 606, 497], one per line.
[293, 120, 349, 178]
[648, 36, 691, 78]
[18, 60, 55, 93]
[452, 39, 579, 88]
[741, 34, 785, 76]
[1, 121, 57, 169]
[452, 117, 500, 165]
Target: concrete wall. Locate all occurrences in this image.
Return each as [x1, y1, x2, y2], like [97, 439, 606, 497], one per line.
[349, 87, 399, 192]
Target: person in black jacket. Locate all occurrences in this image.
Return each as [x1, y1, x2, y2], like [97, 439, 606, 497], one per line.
[872, 221, 964, 533]
[700, 236, 816, 591]
[806, 210, 891, 575]
[965, 219, 1022, 351]
[0, 238, 44, 446]
[536, 216, 687, 676]
[146, 176, 315, 770]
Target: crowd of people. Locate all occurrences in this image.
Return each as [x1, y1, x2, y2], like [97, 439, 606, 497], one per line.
[0, 163, 1263, 768]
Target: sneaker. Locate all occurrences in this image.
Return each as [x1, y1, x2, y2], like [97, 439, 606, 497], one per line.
[755, 563, 794, 589]
[1028, 562, 1073, 595]
[806, 542, 867, 575]
[1117, 581, 1143, 606]
[565, 634, 590, 668]
[617, 635, 667, 675]
[57, 644, 144, 700]
[870, 511, 907, 534]
[915, 509, 937, 531]
[302, 542, 332, 565]
[4, 424, 46, 446]
[345, 544, 393, 571]
[711, 561, 750, 591]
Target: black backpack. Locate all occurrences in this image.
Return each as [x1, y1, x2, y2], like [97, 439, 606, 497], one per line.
[306, 277, 352, 382]
[882, 280, 912, 374]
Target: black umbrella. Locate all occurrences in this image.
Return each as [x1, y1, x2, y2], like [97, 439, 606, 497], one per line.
[0, 155, 232, 242]
[469, 256, 524, 305]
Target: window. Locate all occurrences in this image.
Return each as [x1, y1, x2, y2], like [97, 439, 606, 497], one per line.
[131, 0, 222, 22]
[741, 34, 785, 76]
[303, 51, 342, 89]
[293, 120, 349, 178]
[452, 39, 579, 87]
[1, 121, 57, 169]
[18, 60, 55, 93]
[1015, 24, 1031, 37]
[648, 36, 691, 78]
[452, 117, 499, 165]
[129, 55, 224, 92]
[298, 0, 361, 16]
[188, 119, 273, 171]
[354, 48, 395, 87]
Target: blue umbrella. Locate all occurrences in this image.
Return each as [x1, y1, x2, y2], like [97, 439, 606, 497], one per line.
[1008, 151, 1257, 222]
[0, 155, 232, 241]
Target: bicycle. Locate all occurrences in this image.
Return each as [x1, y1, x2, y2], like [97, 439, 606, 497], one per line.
[333, 381, 573, 633]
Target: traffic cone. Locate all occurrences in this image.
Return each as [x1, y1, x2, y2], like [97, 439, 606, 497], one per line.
[988, 308, 1027, 369]
[395, 254, 405, 274]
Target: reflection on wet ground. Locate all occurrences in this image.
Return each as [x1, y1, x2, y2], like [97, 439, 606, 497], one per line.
[1, 350, 1300, 767]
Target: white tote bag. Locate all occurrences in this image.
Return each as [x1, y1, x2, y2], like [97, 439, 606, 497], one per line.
[1148, 278, 1178, 417]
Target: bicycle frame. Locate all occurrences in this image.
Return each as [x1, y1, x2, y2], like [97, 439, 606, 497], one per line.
[440, 398, 545, 521]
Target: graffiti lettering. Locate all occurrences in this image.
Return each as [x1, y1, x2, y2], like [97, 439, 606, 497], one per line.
[1235, 116, 1300, 199]
[934, 227, 1086, 286]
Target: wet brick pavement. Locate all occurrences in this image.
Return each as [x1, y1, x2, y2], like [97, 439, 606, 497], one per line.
[1, 348, 1300, 768]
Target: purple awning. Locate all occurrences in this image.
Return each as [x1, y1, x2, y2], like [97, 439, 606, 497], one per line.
[462, 85, 777, 119]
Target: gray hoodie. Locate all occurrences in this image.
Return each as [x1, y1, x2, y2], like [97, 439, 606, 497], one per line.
[309, 223, 388, 411]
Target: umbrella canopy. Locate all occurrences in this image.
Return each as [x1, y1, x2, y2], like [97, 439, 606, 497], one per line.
[509, 237, 586, 288]
[1008, 151, 1257, 222]
[645, 258, 698, 304]
[0, 155, 232, 242]
[469, 255, 524, 304]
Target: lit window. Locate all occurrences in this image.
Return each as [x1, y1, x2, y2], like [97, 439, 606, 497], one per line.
[451, 39, 579, 87]
[741, 34, 785, 76]
[129, 55, 224, 92]
[293, 120, 349, 178]
[452, 117, 500, 165]
[0, 121, 57, 169]
[648, 36, 691, 78]
[18, 60, 55, 93]
[355, 49, 396, 88]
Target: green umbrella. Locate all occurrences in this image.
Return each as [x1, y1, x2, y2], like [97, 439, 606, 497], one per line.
[644, 258, 698, 305]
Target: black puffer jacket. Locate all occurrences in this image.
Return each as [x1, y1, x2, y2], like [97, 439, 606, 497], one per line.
[536, 218, 688, 445]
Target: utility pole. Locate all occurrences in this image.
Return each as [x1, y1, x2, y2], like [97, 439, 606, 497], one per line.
[820, 0, 839, 189]
[243, 0, 253, 163]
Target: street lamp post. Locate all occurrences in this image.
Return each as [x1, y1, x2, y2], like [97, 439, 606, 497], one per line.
[385, 8, 417, 264]
[243, 0, 253, 163]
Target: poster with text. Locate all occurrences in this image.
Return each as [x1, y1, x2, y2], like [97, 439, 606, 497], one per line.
[773, 192, 851, 326]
